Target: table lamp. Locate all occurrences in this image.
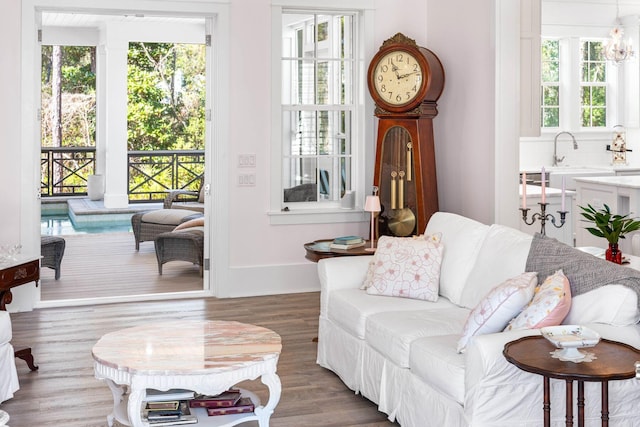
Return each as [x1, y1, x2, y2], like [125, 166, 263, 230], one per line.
[364, 192, 381, 252]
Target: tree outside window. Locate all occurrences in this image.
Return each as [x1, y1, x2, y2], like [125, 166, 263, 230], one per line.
[580, 40, 607, 128]
[541, 39, 559, 128]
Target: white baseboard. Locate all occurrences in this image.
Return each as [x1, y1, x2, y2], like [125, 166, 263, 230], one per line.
[219, 262, 320, 298]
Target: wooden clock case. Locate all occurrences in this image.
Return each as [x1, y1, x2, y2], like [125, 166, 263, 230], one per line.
[367, 33, 445, 237]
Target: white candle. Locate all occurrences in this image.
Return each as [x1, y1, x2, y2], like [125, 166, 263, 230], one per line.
[541, 167, 546, 204]
[561, 176, 566, 211]
[521, 172, 527, 209]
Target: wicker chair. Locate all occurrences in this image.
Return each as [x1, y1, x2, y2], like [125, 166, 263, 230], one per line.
[131, 210, 202, 250]
[154, 227, 204, 276]
[163, 179, 205, 212]
[40, 236, 66, 280]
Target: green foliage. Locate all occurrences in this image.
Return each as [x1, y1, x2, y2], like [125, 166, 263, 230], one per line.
[579, 204, 640, 244]
[127, 42, 205, 151]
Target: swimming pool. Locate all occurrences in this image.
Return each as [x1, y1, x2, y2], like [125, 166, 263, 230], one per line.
[41, 214, 132, 236]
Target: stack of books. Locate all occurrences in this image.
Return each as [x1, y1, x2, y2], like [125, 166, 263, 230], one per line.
[189, 389, 256, 417]
[144, 389, 197, 426]
[329, 235, 365, 250]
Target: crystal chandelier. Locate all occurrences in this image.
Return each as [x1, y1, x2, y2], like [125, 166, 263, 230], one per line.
[604, 0, 635, 65]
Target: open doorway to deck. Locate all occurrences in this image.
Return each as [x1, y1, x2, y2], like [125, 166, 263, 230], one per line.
[35, 11, 214, 304]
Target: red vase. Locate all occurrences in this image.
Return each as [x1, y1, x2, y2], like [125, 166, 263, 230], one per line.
[606, 243, 622, 264]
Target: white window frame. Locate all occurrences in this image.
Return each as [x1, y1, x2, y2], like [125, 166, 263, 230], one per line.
[539, 36, 619, 136]
[269, 1, 374, 225]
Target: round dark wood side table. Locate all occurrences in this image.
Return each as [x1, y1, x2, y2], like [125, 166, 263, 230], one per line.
[503, 335, 639, 427]
[303, 239, 374, 262]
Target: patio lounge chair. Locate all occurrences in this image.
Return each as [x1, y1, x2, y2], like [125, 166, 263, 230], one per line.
[163, 179, 204, 212]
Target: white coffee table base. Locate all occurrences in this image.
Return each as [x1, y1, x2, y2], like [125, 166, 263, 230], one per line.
[95, 359, 281, 427]
[92, 320, 282, 427]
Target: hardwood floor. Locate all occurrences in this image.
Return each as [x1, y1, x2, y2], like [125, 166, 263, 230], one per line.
[40, 232, 202, 301]
[4, 293, 397, 427]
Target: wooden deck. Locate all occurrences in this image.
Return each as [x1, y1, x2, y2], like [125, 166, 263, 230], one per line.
[5, 293, 397, 427]
[40, 231, 203, 301]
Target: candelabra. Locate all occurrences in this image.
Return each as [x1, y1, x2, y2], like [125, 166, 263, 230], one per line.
[519, 203, 567, 236]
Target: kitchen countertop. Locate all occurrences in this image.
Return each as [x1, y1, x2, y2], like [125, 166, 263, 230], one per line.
[573, 175, 640, 189]
[520, 184, 575, 197]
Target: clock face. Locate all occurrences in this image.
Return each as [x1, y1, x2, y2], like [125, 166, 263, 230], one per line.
[372, 50, 423, 107]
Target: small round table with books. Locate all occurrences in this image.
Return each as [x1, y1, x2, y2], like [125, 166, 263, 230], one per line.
[92, 320, 282, 427]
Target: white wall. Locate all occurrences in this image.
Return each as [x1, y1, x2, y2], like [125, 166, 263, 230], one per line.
[2, 0, 507, 307]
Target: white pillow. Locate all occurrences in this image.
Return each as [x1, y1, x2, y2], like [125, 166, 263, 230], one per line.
[457, 272, 538, 353]
[459, 224, 533, 310]
[505, 270, 571, 331]
[363, 234, 443, 301]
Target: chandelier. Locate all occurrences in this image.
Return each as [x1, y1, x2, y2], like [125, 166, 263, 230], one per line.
[604, 0, 635, 65]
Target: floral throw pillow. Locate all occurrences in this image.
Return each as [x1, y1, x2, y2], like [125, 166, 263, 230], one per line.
[457, 272, 538, 353]
[362, 234, 443, 301]
[504, 269, 571, 331]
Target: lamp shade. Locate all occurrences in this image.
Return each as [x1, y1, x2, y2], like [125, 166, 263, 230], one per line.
[364, 195, 381, 212]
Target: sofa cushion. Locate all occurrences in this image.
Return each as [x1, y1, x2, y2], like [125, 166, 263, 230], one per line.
[366, 307, 468, 368]
[457, 272, 538, 353]
[363, 234, 443, 301]
[409, 334, 465, 404]
[425, 212, 489, 306]
[327, 288, 457, 339]
[564, 284, 639, 326]
[459, 224, 533, 310]
[505, 270, 571, 331]
[141, 209, 201, 225]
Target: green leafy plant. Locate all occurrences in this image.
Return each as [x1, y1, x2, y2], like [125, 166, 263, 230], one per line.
[579, 204, 640, 244]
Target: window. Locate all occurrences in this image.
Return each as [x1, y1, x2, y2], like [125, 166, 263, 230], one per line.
[580, 40, 607, 128]
[539, 37, 616, 132]
[541, 39, 559, 128]
[279, 10, 358, 208]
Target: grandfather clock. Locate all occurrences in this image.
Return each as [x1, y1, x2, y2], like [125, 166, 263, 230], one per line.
[367, 33, 445, 237]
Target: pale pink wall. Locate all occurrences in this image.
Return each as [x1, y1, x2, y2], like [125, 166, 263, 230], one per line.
[0, 0, 22, 245]
[427, 0, 496, 224]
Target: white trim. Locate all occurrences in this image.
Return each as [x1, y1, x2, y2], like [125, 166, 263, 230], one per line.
[271, 0, 374, 9]
[268, 209, 367, 225]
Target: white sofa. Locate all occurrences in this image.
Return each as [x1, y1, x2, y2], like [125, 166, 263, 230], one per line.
[317, 212, 640, 427]
[0, 311, 19, 403]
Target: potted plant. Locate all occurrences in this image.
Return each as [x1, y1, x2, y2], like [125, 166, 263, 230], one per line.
[578, 203, 640, 264]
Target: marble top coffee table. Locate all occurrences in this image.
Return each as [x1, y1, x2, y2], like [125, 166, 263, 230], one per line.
[92, 320, 282, 427]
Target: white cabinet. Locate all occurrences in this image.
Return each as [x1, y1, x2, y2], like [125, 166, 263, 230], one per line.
[574, 176, 640, 253]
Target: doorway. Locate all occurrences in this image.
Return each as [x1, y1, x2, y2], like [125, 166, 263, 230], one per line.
[20, 1, 231, 310]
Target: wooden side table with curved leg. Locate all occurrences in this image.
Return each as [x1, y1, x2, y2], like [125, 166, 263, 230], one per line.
[504, 336, 639, 427]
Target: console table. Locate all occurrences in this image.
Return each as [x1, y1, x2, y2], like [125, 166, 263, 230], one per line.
[92, 320, 282, 427]
[0, 255, 39, 371]
[504, 336, 639, 427]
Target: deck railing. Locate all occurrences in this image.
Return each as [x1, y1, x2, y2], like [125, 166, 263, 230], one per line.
[41, 147, 204, 201]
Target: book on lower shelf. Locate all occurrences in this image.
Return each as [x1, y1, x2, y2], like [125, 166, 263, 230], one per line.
[206, 397, 255, 416]
[146, 389, 195, 402]
[189, 389, 242, 408]
[144, 401, 197, 426]
[329, 241, 365, 250]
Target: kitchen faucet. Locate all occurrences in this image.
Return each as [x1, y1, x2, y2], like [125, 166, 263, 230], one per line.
[553, 131, 578, 166]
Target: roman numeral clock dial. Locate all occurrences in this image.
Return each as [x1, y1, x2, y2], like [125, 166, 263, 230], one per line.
[367, 33, 445, 238]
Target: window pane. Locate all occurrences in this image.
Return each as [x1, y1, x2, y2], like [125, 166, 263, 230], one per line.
[542, 86, 559, 106]
[542, 107, 559, 127]
[580, 40, 607, 128]
[541, 40, 559, 82]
